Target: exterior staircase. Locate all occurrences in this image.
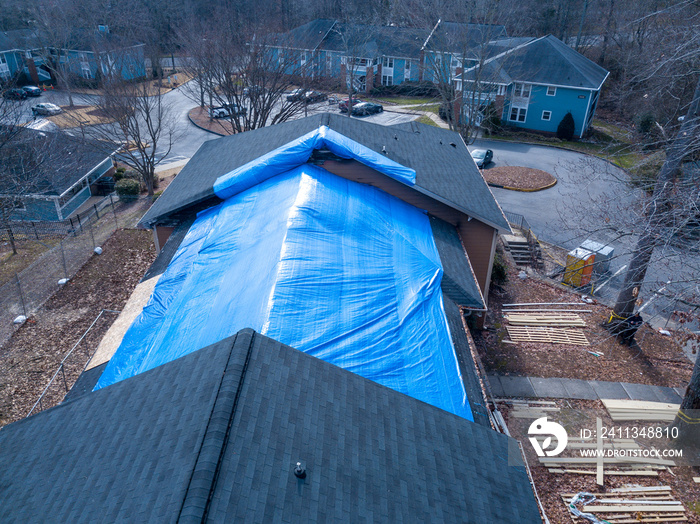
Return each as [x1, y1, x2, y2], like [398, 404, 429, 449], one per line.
[502, 234, 536, 266]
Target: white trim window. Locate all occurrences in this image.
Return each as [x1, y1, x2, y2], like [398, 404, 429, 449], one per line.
[513, 83, 531, 98]
[510, 106, 527, 122]
[382, 57, 394, 68]
[300, 52, 307, 66]
[0, 54, 10, 79]
[497, 85, 506, 96]
[542, 110, 552, 121]
[547, 86, 557, 96]
[326, 54, 332, 76]
[382, 74, 393, 86]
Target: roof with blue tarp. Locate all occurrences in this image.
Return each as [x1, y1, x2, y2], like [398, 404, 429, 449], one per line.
[96, 128, 474, 420]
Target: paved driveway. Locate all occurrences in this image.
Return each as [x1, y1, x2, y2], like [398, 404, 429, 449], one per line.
[473, 138, 697, 327]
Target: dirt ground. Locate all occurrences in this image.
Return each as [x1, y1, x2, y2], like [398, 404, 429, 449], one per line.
[502, 399, 700, 523]
[476, 257, 694, 388]
[0, 229, 156, 427]
[483, 165, 557, 191]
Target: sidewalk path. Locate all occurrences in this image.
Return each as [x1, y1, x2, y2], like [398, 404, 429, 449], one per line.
[488, 374, 685, 404]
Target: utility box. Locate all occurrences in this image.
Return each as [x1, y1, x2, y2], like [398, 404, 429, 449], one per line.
[563, 247, 595, 287]
[580, 240, 614, 274]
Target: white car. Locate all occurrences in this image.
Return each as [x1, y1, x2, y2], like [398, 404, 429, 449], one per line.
[209, 104, 245, 118]
[32, 103, 62, 116]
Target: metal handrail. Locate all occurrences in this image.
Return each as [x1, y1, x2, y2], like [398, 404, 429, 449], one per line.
[26, 308, 120, 417]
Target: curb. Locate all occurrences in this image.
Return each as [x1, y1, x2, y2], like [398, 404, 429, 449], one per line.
[486, 178, 558, 192]
[187, 107, 227, 136]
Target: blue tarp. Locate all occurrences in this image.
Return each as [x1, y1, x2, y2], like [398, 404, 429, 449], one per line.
[213, 125, 416, 200]
[95, 134, 471, 420]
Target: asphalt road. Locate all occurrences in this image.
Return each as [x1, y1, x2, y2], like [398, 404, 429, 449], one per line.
[472, 138, 697, 327]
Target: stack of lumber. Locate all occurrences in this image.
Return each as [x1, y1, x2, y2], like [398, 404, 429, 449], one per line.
[498, 399, 560, 419]
[504, 312, 586, 327]
[502, 304, 590, 345]
[602, 399, 680, 422]
[506, 325, 590, 345]
[563, 485, 687, 523]
[541, 436, 676, 476]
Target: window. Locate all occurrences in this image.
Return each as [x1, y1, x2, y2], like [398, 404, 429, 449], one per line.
[510, 106, 527, 122]
[382, 57, 394, 68]
[405, 60, 411, 76]
[0, 54, 9, 79]
[497, 85, 506, 96]
[326, 54, 332, 75]
[513, 83, 530, 98]
[382, 74, 393, 86]
[12, 199, 26, 212]
[542, 110, 552, 121]
[300, 52, 307, 66]
[547, 86, 557, 96]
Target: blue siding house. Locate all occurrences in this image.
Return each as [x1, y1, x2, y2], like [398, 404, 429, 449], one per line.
[0, 27, 145, 87]
[1, 128, 118, 221]
[267, 20, 608, 137]
[457, 35, 609, 138]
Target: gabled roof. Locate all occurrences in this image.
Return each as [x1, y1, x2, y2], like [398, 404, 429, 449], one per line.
[0, 330, 541, 521]
[270, 18, 337, 51]
[424, 20, 508, 56]
[140, 114, 509, 232]
[0, 128, 117, 197]
[0, 29, 42, 51]
[485, 35, 609, 90]
[318, 23, 429, 59]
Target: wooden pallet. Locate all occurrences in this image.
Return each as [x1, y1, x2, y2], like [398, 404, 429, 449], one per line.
[505, 312, 587, 327]
[506, 325, 590, 345]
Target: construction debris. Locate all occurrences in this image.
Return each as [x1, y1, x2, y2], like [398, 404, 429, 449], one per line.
[563, 486, 686, 523]
[504, 312, 587, 327]
[506, 325, 590, 345]
[602, 399, 680, 422]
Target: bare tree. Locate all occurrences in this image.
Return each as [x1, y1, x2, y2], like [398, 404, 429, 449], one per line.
[180, 24, 311, 134]
[85, 77, 180, 196]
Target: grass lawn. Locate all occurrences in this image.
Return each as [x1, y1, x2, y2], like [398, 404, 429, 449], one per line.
[415, 115, 439, 127]
[373, 96, 440, 106]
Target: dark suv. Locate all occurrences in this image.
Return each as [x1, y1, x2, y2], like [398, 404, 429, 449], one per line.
[3, 88, 27, 100]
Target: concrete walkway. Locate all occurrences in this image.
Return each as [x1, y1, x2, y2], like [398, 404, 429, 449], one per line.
[488, 374, 685, 404]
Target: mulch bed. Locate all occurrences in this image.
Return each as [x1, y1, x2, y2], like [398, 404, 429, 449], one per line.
[188, 106, 233, 136]
[0, 229, 156, 427]
[483, 165, 557, 190]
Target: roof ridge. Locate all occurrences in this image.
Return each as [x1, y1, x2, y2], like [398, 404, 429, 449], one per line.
[177, 329, 256, 523]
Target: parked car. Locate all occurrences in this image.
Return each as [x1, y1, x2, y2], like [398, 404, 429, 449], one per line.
[351, 102, 383, 116]
[339, 97, 362, 113]
[470, 149, 493, 168]
[286, 88, 305, 102]
[209, 104, 245, 118]
[243, 85, 264, 97]
[3, 88, 27, 100]
[304, 90, 327, 103]
[22, 85, 42, 97]
[32, 103, 62, 116]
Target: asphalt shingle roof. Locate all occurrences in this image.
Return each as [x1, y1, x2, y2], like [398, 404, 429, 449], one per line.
[140, 114, 509, 231]
[0, 329, 540, 522]
[0, 127, 116, 196]
[270, 19, 337, 51]
[425, 21, 508, 55]
[431, 216, 485, 309]
[491, 35, 608, 89]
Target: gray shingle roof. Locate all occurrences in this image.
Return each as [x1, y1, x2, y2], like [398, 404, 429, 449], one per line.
[140, 114, 509, 231]
[425, 21, 508, 55]
[0, 127, 116, 196]
[0, 330, 540, 522]
[491, 35, 608, 89]
[431, 216, 485, 309]
[270, 19, 337, 51]
[318, 23, 429, 59]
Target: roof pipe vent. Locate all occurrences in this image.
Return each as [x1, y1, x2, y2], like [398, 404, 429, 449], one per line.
[294, 462, 307, 479]
[381, 146, 387, 154]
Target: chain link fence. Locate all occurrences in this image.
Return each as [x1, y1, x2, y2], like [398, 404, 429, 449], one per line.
[0, 195, 152, 347]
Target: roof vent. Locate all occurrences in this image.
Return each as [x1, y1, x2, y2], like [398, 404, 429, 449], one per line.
[381, 145, 387, 154]
[394, 134, 398, 140]
[294, 462, 307, 479]
[450, 142, 457, 148]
